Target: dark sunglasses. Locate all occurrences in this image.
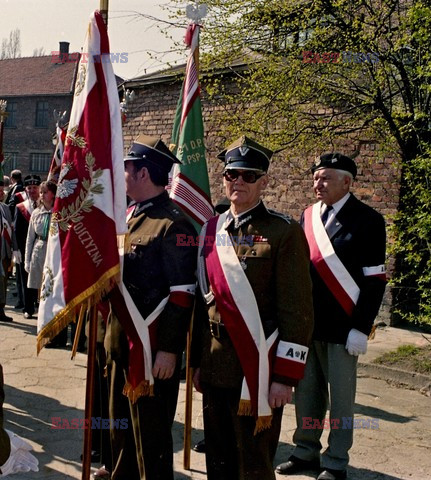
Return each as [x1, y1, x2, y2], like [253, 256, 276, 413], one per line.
[223, 169, 266, 184]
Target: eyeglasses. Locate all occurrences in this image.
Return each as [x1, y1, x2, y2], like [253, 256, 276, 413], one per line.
[223, 169, 266, 184]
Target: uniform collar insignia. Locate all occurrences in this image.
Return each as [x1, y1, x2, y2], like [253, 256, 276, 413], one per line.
[234, 213, 252, 230]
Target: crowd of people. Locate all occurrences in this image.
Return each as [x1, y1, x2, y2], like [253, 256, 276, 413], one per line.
[0, 136, 387, 480]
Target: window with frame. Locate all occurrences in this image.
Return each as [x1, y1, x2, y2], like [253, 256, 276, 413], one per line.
[35, 101, 49, 128]
[30, 153, 51, 173]
[4, 102, 17, 128]
[3, 152, 18, 175]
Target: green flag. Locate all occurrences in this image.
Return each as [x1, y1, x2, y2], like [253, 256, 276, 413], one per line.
[169, 23, 213, 232]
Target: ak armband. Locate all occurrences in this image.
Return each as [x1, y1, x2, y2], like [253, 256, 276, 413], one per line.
[273, 341, 309, 380]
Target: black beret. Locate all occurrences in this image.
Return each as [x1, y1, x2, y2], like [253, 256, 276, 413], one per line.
[217, 135, 273, 172]
[24, 174, 42, 186]
[124, 134, 180, 173]
[311, 152, 357, 178]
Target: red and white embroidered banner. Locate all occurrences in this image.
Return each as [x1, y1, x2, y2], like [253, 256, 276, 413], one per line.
[37, 11, 127, 352]
[303, 203, 359, 315]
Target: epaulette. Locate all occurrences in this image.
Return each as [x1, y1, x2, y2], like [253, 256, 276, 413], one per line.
[267, 208, 292, 224]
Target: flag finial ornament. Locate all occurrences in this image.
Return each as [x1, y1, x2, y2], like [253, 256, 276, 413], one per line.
[186, 2, 207, 22]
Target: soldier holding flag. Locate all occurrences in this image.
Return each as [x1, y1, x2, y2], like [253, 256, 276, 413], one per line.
[192, 136, 314, 480]
[105, 135, 197, 480]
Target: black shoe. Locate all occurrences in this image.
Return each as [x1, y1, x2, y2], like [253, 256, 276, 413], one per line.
[0, 314, 13, 322]
[14, 302, 24, 309]
[317, 468, 347, 480]
[193, 439, 206, 453]
[80, 450, 100, 463]
[275, 455, 320, 475]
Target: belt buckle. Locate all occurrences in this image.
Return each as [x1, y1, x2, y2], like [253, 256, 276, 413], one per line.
[209, 320, 221, 339]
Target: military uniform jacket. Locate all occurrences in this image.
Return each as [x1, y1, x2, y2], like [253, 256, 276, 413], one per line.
[106, 191, 197, 367]
[193, 201, 314, 389]
[301, 194, 386, 344]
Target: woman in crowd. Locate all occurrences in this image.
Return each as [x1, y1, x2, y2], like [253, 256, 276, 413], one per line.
[24, 180, 67, 347]
[24, 180, 56, 290]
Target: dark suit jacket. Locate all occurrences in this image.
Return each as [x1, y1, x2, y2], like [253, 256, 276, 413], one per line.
[5, 183, 24, 219]
[302, 194, 386, 344]
[0, 364, 11, 467]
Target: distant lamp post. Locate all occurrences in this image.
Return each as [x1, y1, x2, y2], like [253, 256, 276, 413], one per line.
[120, 87, 136, 124]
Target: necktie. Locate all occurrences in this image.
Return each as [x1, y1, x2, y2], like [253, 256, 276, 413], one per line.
[33, 201, 37, 209]
[321, 205, 333, 226]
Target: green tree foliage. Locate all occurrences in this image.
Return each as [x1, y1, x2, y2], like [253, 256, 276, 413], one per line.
[169, 0, 431, 323]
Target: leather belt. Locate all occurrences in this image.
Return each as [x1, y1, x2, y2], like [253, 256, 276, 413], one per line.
[209, 319, 227, 339]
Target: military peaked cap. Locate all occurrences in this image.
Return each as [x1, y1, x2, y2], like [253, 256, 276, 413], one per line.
[312, 152, 357, 178]
[124, 134, 181, 173]
[24, 174, 42, 186]
[217, 135, 273, 172]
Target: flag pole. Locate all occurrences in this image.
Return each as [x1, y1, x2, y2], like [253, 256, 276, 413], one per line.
[81, 7, 108, 478]
[100, 0, 109, 26]
[81, 305, 98, 480]
[183, 304, 195, 470]
[181, 3, 209, 469]
[0, 100, 8, 181]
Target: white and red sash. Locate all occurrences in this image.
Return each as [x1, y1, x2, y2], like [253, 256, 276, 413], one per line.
[116, 226, 195, 403]
[304, 203, 360, 315]
[16, 199, 34, 223]
[202, 212, 277, 432]
[15, 191, 27, 204]
[113, 234, 169, 402]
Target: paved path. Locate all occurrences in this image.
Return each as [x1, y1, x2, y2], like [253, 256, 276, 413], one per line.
[1, 297, 431, 479]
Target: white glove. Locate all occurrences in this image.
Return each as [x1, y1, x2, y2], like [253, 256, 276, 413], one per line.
[0, 430, 39, 476]
[345, 328, 368, 356]
[24, 264, 30, 274]
[12, 251, 22, 265]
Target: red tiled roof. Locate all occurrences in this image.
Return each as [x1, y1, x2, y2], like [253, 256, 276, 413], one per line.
[0, 55, 79, 96]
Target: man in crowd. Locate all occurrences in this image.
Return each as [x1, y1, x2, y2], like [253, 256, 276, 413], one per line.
[12, 175, 41, 319]
[192, 135, 314, 480]
[5, 170, 25, 218]
[104, 135, 197, 480]
[276, 153, 386, 480]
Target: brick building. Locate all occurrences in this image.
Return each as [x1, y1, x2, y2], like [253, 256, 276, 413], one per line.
[0, 42, 78, 178]
[121, 66, 401, 322]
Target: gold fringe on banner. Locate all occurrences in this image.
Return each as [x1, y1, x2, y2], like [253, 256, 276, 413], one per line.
[237, 399, 253, 417]
[36, 263, 120, 353]
[237, 399, 273, 435]
[123, 380, 154, 404]
[254, 415, 272, 435]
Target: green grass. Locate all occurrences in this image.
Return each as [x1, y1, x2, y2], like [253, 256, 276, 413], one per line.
[373, 344, 431, 374]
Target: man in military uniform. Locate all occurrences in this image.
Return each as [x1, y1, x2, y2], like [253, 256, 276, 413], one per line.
[12, 175, 41, 319]
[276, 153, 386, 480]
[104, 135, 197, 480]
[192, 136, 314, 480]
